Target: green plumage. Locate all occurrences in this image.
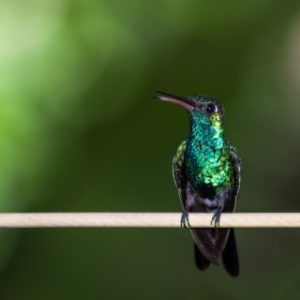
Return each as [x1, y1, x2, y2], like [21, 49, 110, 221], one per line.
[185, 108, 233, 195]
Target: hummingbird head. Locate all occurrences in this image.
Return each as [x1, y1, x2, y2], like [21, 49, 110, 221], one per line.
[156, 91, 224, 128]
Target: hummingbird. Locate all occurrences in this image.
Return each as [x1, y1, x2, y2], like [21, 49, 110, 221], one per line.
[156, 91, 241, 277]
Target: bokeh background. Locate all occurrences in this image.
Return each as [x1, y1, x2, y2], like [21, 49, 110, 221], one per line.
[0, 0, 300, 299]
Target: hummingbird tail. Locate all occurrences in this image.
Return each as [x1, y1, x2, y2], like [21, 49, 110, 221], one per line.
[194, 243, 210, 271]
[222, 229, 239, 277]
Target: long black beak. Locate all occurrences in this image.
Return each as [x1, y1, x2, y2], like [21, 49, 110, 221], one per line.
[155, 91, 195, 110]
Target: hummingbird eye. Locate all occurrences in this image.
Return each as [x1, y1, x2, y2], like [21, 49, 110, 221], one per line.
[206, 103, 217, 114]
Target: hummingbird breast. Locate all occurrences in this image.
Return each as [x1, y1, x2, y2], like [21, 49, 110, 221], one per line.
[185, 139, 233, 198]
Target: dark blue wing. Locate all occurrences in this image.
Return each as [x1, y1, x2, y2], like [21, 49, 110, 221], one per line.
[221, 146, 241, 276]
[172, 141, 215, 266]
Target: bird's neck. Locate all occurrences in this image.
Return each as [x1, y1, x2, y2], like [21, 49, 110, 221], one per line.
[188, 118, 226, 151]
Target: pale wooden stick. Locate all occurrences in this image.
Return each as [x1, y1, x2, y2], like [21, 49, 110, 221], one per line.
[0, 213, 298, 228]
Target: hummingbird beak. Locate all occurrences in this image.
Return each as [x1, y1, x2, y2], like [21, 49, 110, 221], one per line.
[155, 91, 195, 111]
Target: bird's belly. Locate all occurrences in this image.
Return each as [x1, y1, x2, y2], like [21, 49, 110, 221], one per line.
[201, 198, 220, 212]
[202, 198, 219, 208]
[187, 182, 227, 213]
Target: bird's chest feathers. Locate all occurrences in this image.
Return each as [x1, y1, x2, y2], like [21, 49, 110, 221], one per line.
[185, 124, 231, 192]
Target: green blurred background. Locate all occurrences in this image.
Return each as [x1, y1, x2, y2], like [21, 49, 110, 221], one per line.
[0, 0, 300, 299]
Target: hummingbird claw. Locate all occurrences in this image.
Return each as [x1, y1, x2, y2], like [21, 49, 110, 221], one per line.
[211, 210, 221, 228]
[181, 211, 191, 228]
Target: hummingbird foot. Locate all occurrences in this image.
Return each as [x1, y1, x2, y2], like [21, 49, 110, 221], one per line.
[181, 210, 191, 228]
[211, 209, 222, 228]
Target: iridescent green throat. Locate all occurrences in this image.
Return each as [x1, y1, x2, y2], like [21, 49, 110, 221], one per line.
[185, 112, 232, 193]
